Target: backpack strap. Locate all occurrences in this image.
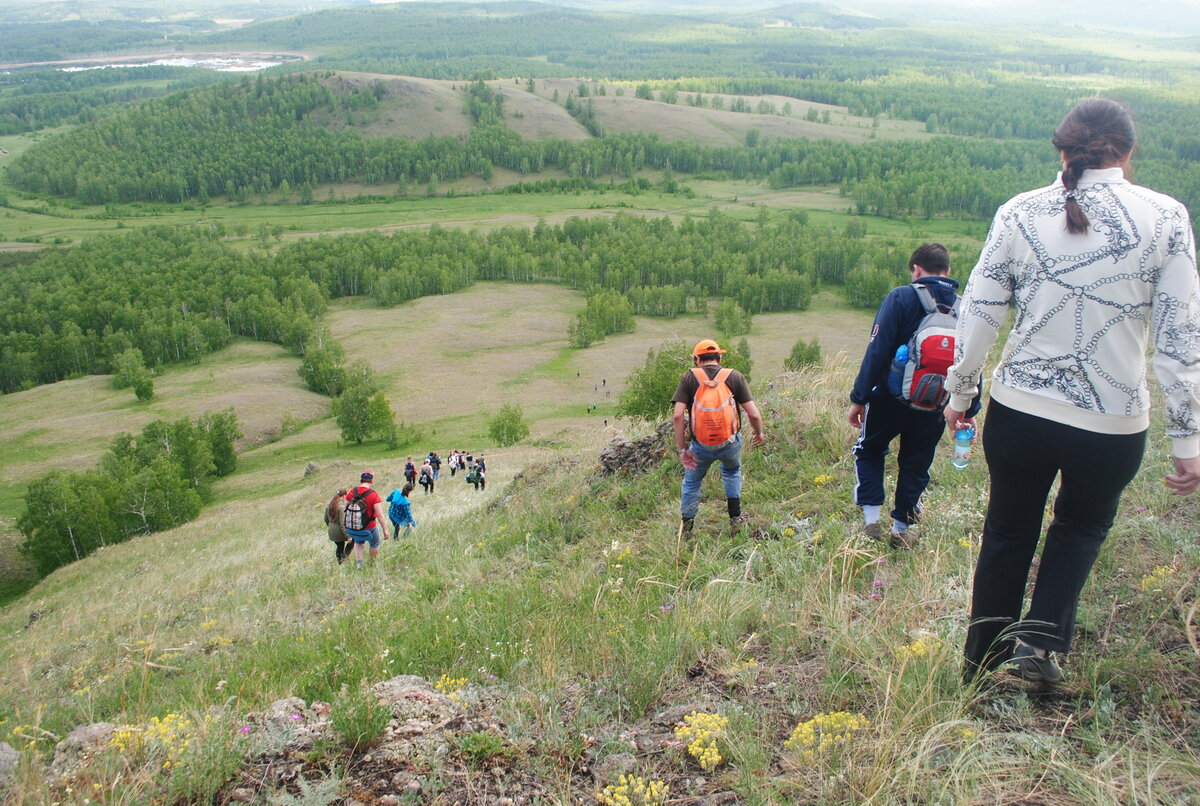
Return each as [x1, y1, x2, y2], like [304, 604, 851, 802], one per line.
[691, 366, 733, 388]
[910, 282, 938, 314]
[911, 282, 958, 315]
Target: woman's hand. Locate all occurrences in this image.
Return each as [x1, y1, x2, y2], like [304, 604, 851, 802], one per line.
[1165, 456, 1200, 495]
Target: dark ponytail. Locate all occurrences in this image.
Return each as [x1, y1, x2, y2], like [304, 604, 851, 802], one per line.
[1051, 98, 1136, 234]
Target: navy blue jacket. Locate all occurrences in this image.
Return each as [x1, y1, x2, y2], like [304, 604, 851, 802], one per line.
[850, 276, 980, 416]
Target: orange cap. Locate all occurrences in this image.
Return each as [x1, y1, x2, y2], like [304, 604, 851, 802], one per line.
[693, 338, 726, 357]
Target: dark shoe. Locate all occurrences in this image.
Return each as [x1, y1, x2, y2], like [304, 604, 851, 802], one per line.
[681, 517, 695, 538]
[730, 513, 751, 528]
[889, 530, 916, 550]
[863, 522, 884, 542]
[1008, 644, 1063, 685]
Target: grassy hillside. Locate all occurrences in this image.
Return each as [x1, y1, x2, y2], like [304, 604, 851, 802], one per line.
[1, 353, 1197, 803]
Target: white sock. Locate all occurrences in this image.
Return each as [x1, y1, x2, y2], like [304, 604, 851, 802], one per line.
[862, 505, 882, 524]
[892, 518, 908, 534]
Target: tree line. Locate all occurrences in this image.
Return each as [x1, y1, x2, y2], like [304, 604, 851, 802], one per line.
[17, 410, 240, 578]
[0, 66, 218, 135]
[0, 213, 935, 396]
[12, 71, 1200, 225]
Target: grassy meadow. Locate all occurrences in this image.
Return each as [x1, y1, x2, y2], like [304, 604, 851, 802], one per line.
[1, 348, 1198, 804]
[1, 17, 1198, 797]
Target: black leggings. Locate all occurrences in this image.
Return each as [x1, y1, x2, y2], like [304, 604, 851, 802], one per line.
[964, 400, 1146, 679]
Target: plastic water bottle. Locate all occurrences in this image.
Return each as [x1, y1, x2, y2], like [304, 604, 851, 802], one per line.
[888, 344, 909, 396]
[952, 426, 975, 470]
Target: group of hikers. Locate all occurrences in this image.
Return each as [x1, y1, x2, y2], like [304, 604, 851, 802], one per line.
[324, 451, 489, 567]
[319, 100, 1200, 689]
[672, 99, 1200, 688]
[399, 451, 487, 495]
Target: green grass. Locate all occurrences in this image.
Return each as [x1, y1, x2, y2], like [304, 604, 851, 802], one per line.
[1, 356, 1196, 804]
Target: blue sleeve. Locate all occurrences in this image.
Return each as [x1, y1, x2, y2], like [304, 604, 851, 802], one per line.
[850, 288, 909, 404]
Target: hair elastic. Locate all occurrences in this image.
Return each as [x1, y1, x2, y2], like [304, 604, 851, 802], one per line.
[1064, 192, 1077, 201]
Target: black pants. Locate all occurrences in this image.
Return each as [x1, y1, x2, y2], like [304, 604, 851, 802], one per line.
[853, 395, 945, 525]
[964, 400, 1146, 680]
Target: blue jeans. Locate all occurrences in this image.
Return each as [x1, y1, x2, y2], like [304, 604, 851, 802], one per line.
[680, 433, 743, 519]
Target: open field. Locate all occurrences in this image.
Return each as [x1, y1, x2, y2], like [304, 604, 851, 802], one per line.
[0, 341, 328, 520]
[328, 283, 873, 440]
[0, 281, 873, 599]
[2, 353, 1197, 804]
[0, 173, 987, 249]
[527, 78, 930, 146]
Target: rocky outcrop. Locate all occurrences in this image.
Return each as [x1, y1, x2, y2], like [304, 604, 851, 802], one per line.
[597, 423, 670, 476]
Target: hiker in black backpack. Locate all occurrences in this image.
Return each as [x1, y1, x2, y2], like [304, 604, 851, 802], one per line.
[848, 244, 980, 547]
[419, 459, 435, 494]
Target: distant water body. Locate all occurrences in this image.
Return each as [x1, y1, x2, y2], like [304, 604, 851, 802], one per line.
[62, 55, 289, 72]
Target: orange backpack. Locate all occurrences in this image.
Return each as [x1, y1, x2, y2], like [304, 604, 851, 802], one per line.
[689, 367, 739, 446]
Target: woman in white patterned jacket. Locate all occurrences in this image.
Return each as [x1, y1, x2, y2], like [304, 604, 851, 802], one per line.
[943, 98, 1200, 686]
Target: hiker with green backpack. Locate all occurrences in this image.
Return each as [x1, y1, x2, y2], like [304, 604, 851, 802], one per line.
[673, 339, 765, 536]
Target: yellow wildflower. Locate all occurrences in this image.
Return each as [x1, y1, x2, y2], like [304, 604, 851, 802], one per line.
[894, 635, 943, 661]
[434, 673, 468, 701]
[784, 711, 869, 761]
[596, 774, 669, 806]
[674, 711, 728, 771]
[1140, 565, 1175, 592]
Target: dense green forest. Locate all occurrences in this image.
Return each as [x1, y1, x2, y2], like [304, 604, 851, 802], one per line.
[12, 71, 1200, 222]
[0, 66, 218, 134]
[0, 20, 207, 63]
[17, 410, 241, 577]
[0, 213, 936, 394]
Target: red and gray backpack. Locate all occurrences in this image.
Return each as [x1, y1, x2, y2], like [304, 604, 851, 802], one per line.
[889, 283, 959, 411]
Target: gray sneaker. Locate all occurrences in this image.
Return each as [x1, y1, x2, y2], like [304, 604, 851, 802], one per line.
[863, 522, 884, 542]
[1008, 644, 1063, 685]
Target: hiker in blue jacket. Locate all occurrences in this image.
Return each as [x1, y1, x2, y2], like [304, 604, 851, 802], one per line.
[848, 243, 979, 546]
[385, 483, 417, 538]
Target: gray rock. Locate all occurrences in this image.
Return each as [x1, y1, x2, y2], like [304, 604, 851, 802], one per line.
[592, 752, 637, 785]
[653, 703, 711, 726]
[50, 723, 116, 778]
[304, 462, 319, 477]
[264, 697, 308, 729]
[0, 742, 19, 780]
[633, 732, 673, 753]
[597, 427, 668, 476]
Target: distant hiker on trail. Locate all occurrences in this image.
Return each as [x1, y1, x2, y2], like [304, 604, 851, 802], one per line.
[448, 451, 459, 476]
[343, 471, 387, 568]
[476, 454, 486, 474]
[430, 452, 442, 481]
[419, 459, 435, 494]
[673, 338, 764, 536]
[324, 489, 351, 565]
[848, 243, 978, 548]
[466, 463, 485, 491]
[404, 457, 417, 487]
[385, 482, 417, 538]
